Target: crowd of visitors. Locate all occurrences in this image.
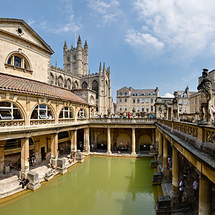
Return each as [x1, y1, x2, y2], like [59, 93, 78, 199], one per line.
[94, 112, 155, 119]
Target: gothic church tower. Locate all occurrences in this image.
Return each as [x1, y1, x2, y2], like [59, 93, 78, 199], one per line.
[63, 35, 88, 76]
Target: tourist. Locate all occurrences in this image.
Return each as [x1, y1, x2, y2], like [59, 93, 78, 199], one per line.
[126, 142, 129, 150]
[114, 143, 117, 151]
[128, 112, 131, 118]
[68, 157, 72, 164]
[179, 179, 185, 205]
[8, 161, 14, 171]
[91, 142, 94, 151]
[19, 177, 29, 189]
[31, 153, 36, 166]
[211, 105, 215, 122]
[193, 179, 199, 200]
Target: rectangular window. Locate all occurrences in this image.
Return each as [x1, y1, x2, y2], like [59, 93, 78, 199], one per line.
[124, 98, 127, 102]
[184, 100, 187, 105]
[141, 99, 144, 103]
[142, 106, 144, 112]
[119, 106, 122, 111]
[151, 106, 153, 112]
[151, 99, 153, 103]
[146, 106, 149, 112]
[124, 106, 127, 111]
[179, 99, 182, 105]
[133, 99, 135, 103]
[119, 99, 122, 103]
[146, 99, 149, 103]
[124, 92, 127, 96]
[137, 106, 140, 112]
[184, 107, 187, 113]
[137, 99, 140, 103]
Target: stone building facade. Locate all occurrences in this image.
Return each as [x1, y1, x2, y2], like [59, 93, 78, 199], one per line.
[116, 86, 159, 116]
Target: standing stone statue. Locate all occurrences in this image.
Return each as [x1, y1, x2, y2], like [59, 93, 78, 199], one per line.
[197, 69, 212, 122]
[173, 91, 179, 120]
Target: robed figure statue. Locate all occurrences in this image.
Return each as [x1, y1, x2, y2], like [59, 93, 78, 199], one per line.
[197, 69, 212, 122]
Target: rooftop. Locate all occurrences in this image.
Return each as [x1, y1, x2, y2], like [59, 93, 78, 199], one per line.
[0, 73, 87, 104]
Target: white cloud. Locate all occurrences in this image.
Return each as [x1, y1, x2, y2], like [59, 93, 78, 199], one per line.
[56, 0, 82, 33]
[88, 0, 121, 27]
[163, 93, 174, 98]
[27, 19, 35, 27]
[131, 0, 215, 58]
[125, 29, 164, 50]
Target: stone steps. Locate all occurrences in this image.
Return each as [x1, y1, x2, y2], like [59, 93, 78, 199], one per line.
[0, 175, 25, 199]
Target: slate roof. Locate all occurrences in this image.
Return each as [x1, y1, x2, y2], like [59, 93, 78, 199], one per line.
[0, 73, 87, 104]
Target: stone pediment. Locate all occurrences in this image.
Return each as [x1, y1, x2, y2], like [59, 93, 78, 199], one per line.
[0, 18, 54, 54]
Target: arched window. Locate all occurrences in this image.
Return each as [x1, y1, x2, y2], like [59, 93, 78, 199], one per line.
[67, 79, 71, 89]
[31, 104, 53, 119]
[78, 109, 86, 118]
[0, 102, 22, 120]
[82, 81, 88, 89]
[58, 76, 63, 87]
[92, 80, 99, 99]
[73, 81, 79, 89]
[6, 53, 31, 70]
[59, 107, 73, 119]
[50, 73, 54, 85]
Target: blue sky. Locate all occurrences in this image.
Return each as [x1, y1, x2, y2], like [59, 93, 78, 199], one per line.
[1, 0, 215, 100]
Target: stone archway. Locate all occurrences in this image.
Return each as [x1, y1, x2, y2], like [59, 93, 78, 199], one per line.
[117, 133, 131, 148]
[97, 134, 107, 150]
[139, 134, 151, 151]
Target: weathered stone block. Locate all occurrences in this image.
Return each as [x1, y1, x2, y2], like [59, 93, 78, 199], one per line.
[57, 158, 66, 169]
[57, 158, 67, 174]
[76, 150, 84, 163]
[27, 171, 41, 191]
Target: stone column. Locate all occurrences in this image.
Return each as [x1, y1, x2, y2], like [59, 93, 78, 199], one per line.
[199, 176, 211, 215]
[171, 147, 179, 208]
[163, 137, 168, 169]
[0, 143, 4, 173]
[131, 128, 136, 155]
[70, 130, 77, 152]
[51, 133, 58, 159]
[84, 128, 90, 153]
[172, 147, 179, 192]
[107, 127, 111, 154]
[21, 137, 29, 173]
[152, 129, 155, 145]
[73, 130, 77, 151]
[158, 132, 162, 157]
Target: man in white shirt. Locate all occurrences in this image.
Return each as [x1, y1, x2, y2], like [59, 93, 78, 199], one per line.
[179, 179, 185, 205]
[193, 179, 199, 200]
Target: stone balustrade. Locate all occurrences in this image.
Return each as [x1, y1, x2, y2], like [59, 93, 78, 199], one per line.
[0, 119, 24, 127]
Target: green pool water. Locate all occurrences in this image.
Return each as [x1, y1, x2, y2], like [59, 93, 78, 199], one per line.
[0, 157, 158, 215]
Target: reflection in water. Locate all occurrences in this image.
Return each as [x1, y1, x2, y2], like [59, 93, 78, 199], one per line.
[0, 157, 157, 215]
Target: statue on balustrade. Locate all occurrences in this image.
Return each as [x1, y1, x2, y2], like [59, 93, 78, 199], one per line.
[173, 91, 179, 120]
[197, 69, 212, 123]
